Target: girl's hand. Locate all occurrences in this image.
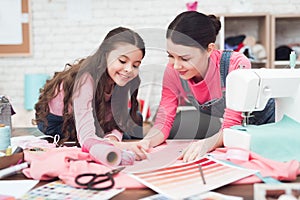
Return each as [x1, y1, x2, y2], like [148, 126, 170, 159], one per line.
[111, 140, 150, 161]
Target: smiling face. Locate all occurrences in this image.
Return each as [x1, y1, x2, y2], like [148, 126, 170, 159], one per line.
[167, 39, 212, 83]
[106, 43, 144, 86]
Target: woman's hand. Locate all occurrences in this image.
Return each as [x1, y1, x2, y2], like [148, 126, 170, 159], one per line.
[178, 140, 208, 162]
[178, 131, 223, 162]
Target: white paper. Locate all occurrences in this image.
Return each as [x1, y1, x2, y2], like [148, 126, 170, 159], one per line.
[0, 180, 39, 198]
[124, 140, 191, 173]
[0, 0, 23, 44]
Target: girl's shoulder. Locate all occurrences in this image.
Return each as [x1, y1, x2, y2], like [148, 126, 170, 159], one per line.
[77, 72, 94, 85]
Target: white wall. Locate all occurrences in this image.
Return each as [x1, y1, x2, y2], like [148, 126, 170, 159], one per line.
[1, 0, 300, 127]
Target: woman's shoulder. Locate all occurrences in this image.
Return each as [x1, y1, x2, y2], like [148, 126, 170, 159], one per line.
[212, 49, 247, 60]
[212, 49, 251, 68]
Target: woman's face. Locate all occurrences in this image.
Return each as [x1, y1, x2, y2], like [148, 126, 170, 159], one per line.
[166, 39, 211, 82]
[107, 43, 143, 86]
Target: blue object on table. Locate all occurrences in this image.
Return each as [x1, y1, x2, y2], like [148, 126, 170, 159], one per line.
[231, 115, 300, 162]
[24, 74, 49, 110]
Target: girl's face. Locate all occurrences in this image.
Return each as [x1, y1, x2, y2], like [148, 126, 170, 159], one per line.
[107, 43, 143, 86]
[166, 39, 212, 83]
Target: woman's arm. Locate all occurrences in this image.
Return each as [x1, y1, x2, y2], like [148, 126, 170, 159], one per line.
[118, 66, 181, 158]
[180, 52, 252, 162]
[142, 127, 165, 147]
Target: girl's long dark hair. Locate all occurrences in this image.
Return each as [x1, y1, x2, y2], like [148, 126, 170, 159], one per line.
[35, 27, 145, 144]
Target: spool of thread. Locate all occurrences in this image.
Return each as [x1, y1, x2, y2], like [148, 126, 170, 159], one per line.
[289, 51, 296, 69]
[0, 125, 11, 151]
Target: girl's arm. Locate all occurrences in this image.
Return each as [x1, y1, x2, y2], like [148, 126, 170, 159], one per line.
[73, 73, 99, 146]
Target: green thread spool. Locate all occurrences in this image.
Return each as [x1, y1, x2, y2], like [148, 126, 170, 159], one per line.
[290, 51, 296, 69]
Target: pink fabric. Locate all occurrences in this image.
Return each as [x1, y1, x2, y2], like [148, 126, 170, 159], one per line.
[22, 147, 145, 189]
[153, 50, 251, 140]
[210, 147, 300, 184]
[23, 147, 92, 180]
[60, 160, 143, 189]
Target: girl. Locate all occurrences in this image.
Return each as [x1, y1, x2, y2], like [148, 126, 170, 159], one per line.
[35, 27, 145, 163]
[132, 11, 274, 162]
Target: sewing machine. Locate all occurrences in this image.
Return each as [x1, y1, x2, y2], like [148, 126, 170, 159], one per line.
[226, 68, 300, 123]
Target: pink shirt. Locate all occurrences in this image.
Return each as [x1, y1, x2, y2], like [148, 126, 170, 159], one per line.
[154, 50, 251, 140]
[48, 73, 123, 149]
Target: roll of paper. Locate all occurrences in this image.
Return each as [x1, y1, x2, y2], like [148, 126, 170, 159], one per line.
[24, 74, 49, 110]
[0, 126, 11, 151]
[89, 144, 122, 166]
[223, 128, 251, 150]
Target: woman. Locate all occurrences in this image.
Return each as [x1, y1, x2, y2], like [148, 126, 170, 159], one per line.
[132, 11, 274, 162]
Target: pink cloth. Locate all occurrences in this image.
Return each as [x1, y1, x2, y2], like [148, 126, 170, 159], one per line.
[22, 147, 145, 189]
[210, 147, 300, 184]
[153, 50, 251, 140]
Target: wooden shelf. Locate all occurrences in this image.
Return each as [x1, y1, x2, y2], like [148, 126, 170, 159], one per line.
[271, 14, 300, 68]
[274, 60, 300, 68]
[217, 13, 270, 68]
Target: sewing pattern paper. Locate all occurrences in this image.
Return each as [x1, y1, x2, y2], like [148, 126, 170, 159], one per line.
[130, 156, 256, 199]
[123, 140, 191, 173]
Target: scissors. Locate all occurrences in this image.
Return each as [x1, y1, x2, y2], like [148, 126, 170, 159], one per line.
[74, 166, 125, 190]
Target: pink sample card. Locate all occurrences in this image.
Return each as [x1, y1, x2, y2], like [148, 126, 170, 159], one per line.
[130, 156, 256, 199]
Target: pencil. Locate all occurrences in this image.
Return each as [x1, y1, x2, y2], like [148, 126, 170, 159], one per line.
[198, 164, 206, 184]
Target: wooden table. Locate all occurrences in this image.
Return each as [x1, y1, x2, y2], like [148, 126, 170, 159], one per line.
[7, 128, 300, 200]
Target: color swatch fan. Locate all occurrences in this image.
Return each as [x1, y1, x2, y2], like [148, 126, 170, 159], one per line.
[130, 156, 256, 199]
[21, 180, 124, 200]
